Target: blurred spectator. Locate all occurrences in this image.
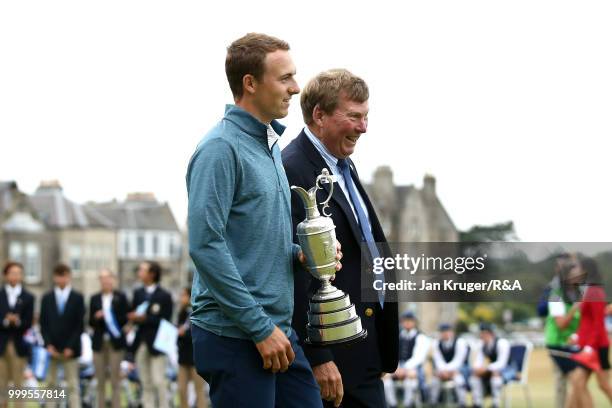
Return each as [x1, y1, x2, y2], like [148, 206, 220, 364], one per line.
[127, 261, 173, 408]
[1, 261, 34, 401]
[90, 268, 129, 408]
[40, 263, 85, 408]
[469, 323, 510, 408]
[429, 323, 469, 406]
[177, 287, 208, 408]
[567, 257, 612, 407]
[383, 311, 429, 408]
[545, 253, 580, 408]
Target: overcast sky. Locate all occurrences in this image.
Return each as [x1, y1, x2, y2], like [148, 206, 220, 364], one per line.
[1, 1, 611, 241]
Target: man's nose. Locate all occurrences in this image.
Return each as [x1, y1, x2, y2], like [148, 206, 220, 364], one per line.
[289, 80, 300, 95]
[357, 118, 368, 133]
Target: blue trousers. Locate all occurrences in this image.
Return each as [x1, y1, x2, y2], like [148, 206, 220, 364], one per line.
[192, 325, 323, 408]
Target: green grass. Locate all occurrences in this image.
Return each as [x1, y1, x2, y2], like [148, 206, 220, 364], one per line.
[487, 347, 608, 408]
[8, 348, 611, 407]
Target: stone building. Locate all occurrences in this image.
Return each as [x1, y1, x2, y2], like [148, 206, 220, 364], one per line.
[0, 181, 51, 299]
[28, 180, 118, 300]
[87, 193, 183, 292]
[366, 167, 459, 334]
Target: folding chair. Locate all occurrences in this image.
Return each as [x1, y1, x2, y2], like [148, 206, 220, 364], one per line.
[502, 341, 533, 408]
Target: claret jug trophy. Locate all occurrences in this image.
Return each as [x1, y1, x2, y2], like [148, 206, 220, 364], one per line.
[291, 169, 367, 346]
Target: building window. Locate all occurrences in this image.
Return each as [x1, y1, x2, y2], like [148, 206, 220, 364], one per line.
[9, 241, 22, 260]
[7, 241, 41, 284]
[24, 242, 41, 284]
[124, 238, 130, 257]
[152, 235, 159, 256]
[169, 240, 175, 258]
[69, 245, 81, 275]
[137, 234, 145, 257]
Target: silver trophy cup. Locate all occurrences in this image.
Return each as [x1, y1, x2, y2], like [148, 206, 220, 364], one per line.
[291, 169, 367, 346]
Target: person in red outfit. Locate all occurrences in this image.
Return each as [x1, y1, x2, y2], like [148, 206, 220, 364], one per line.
[567, 257, 612, 407]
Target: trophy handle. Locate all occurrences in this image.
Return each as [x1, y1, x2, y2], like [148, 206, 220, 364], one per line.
[315, 169, 334, 217]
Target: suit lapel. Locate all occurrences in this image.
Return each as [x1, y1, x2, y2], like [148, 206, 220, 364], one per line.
[110, 291, 118, 312]
[51, 291, 59, 317]
[64, 290, 73, 313]
[350, 161, 386, 243]
[14, 292, 24, 313]
[0, 289, 7, 311]
[296, 132, 364, 245]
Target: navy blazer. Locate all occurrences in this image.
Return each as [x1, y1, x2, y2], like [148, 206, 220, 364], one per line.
[40, 288, 85, 358]
[282, 131, 399, 392]
[0, 286, 34, 357]
[89, 290, 129, 351]
[130, 286, 173, 356]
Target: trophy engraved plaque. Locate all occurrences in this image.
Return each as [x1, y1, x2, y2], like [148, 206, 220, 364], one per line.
[291, 168, 367, 346]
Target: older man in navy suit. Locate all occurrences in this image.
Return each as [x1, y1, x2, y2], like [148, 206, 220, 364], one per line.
[282, 69, 399, 408]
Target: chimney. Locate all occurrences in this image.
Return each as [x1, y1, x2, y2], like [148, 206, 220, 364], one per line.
[423, 174, 436, 197]
[126, 192, 157, 202]
[373, 166, 394, 184]
[37, 179, 63, 191]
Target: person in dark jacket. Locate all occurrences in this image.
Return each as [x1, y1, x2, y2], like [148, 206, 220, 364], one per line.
[40, 263, 85, 408]
[282, 68, 399, 408]
[127, 260, 173, 408]
[177, 287, 208, 408]
[1, 261, 34, 391]
[89, 268, 128, 408]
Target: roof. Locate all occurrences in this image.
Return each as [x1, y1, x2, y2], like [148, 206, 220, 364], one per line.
[87, 200, 179, 231]
[0, 181, 18, 214]
[364, 169, 457, 241]
[29, 184, 114, 229]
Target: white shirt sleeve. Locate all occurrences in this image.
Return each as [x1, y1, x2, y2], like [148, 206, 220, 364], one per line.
[548, 301, 566, 317]
[446, 338, 469, 371]
[431, 339, 448, 371]
[403, 334, 430, 370]
[488, 338, 511, 372]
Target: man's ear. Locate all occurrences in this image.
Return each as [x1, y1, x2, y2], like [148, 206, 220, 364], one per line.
[312, 104, 325, 127]
[242, 74, 257, 96]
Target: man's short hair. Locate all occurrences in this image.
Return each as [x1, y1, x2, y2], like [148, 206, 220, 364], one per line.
[300, 69, 369, 125]
[99, 268, 116, 278]
[225, 33, 290, 99]
[143, 260, 162, 283]
[3, 261, 23, 276]
[53, 263, 71, 276]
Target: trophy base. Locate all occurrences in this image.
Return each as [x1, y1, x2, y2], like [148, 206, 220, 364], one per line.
[305, 328, 368, 347]
[305, 291, 368, 346]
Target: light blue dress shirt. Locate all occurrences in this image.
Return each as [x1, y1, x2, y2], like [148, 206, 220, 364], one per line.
[303, 127, 372, 234]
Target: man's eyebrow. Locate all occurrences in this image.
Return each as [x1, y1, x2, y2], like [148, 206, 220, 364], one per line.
[280, 70, 296, 79]
[347, 110, 368, 117]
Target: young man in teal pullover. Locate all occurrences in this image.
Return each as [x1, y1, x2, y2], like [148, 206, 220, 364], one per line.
[187, 33, 327, 407]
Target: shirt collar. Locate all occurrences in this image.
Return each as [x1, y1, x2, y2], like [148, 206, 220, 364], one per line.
[266, 124, 280, 150]
[5, 284, 22, 295]
[54, 285, 71, 296]
[145, 284, 158, 294]
[304, 126, 339, 166]
[224, 104, 286, 142]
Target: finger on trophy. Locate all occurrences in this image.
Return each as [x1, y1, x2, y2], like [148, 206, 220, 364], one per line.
[335, 261, 342, 271]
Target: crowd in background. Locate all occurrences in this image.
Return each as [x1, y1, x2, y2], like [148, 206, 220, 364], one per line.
[0, 260, 209, 408]
[2, 254, 611, 408]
